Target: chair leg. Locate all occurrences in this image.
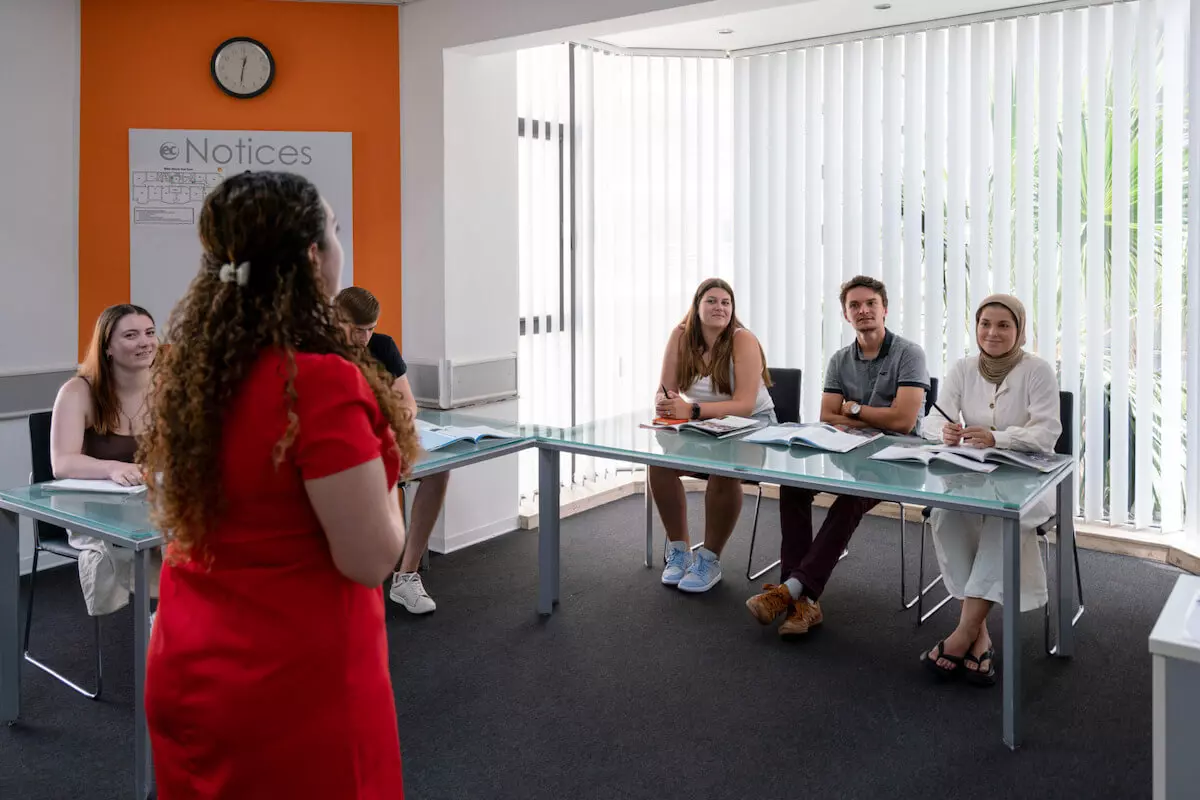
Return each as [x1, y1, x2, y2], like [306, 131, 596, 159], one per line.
[23, 547, 102, 700]
[915, 519, 952, 625]
[745, 486, 780, 582]
[1044, 526, 1086, 655]
[1071, 532, 1085, 626]
[91, 614, 103, 699]
[21, 545, 39, 654]
[901, 506, 950, 621]
[1042, 533, 1053, 655]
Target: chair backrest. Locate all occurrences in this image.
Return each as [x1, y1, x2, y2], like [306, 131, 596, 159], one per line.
[925, 377, 940, 415]
[766, 368, 802, 424]
[28, 411, 69, 542]
[1056, 390, 1073, 456]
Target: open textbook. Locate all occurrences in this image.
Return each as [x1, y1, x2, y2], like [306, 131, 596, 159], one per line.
[743, 423, 884, 453]
[415, 419, 518, 452]
[40, 478, 147, 495]
[641, 415, 765, 439]
[872, 444, 1063, 473]
[869, 445, 999, 473]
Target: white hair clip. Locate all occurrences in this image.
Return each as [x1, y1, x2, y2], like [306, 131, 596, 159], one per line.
[219, 261, 250, 287]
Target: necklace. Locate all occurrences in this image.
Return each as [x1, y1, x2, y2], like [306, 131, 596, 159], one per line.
[120, 395, 147, 434]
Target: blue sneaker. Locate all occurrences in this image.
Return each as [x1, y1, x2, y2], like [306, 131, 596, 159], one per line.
[662, 543, 693, 586]
[677, 549, 722, 593]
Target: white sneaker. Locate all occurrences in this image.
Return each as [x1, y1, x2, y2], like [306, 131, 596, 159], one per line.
[662, 543, 693, 586]
[390, 572, 436, 614]
[677, 549, 722, 593]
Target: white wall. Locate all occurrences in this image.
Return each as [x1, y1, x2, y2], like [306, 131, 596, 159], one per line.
[400, 0, 801, 551]
[400, 0, 799, 364]
[0, 0, 80, 375]
[443, 50, 520, 363]
[0, 0, 81, 573]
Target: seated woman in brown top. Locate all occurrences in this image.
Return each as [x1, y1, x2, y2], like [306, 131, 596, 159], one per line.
[50, 304, 160, 615]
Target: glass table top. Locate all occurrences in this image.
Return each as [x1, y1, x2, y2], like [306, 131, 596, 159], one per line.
[539, 412, 1073, 513]
[0, 485, 159, 547]
[410, 408, 544, 477]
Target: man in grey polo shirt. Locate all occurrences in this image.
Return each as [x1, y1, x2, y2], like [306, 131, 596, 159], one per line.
[745, 275, 929, 638]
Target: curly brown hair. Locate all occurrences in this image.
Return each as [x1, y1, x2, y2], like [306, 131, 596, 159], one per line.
[140, 171, 417, 563]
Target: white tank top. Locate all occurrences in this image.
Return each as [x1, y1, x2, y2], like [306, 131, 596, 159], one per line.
[684, 333, 775, 417]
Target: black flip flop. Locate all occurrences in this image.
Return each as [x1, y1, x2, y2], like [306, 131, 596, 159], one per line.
[963, 648, 997, 687]
[921, 640, 963, 680]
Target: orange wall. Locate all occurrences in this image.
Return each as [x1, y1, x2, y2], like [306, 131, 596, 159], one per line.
[79, 0, 401, 356]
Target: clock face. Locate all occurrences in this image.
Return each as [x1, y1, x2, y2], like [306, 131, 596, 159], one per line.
[211, 37, 274, 99]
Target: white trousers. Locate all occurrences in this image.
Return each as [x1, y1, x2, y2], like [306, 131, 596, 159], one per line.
[67, 531, 161, 616]
[929, 510, 1049, 613]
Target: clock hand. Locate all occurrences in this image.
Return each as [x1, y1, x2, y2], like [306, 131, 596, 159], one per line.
[240, 56, 247, 84]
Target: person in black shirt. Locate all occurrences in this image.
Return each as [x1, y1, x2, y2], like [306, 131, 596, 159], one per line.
[335, 287, 447, 614]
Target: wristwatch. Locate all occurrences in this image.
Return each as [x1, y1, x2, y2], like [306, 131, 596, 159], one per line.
[849, 403, 862, 418]
[691, 403, 702, 420]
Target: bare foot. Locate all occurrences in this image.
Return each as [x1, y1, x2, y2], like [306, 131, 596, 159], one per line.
[928, 628, 972, 671]
[966, 629, 993, 674]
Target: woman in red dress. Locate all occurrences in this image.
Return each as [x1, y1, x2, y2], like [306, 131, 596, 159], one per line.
[140, 171, 417, 798]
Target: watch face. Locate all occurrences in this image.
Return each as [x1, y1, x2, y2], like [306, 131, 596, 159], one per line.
[212, 37, 274, 98]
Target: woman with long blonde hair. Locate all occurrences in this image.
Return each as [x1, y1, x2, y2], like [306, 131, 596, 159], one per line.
[141, 171, 416, 797]
[651, 277, 775, 593]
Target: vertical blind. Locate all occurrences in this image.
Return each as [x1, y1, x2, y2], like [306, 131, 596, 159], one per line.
[517, 46, 572, 498]
[519, 0, 1195, 530]
[517, 45, 735, 496]
[734, 0, 1191, 530]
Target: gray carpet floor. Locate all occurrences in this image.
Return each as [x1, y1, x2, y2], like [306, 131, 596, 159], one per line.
[0, 493, 1182, 799]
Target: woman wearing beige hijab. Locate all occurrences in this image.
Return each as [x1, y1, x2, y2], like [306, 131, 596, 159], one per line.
[918, 295, 1062, 686]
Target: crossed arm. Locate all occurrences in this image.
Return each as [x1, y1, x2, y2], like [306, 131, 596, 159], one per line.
[819, 386, 925, 435]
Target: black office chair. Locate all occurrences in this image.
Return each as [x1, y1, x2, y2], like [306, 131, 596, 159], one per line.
[913, 390, 1084, 639]
[1039, 391, 1085, 654]
[25, 411, 103, 699]
[745, 367, 802, 581]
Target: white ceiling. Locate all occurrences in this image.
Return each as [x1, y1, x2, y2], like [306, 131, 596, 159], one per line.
[600, 0, 1064, 51]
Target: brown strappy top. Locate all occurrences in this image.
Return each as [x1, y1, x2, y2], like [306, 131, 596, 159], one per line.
[78, 376, 139, 463]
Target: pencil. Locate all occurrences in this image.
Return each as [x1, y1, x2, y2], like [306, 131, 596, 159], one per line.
[930, 400, 963, 427]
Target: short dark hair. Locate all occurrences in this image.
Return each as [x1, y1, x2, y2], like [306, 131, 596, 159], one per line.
[839, 275, 888, 309]
[334, 286, 380, 326]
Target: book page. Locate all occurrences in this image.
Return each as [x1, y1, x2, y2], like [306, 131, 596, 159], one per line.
[793, 423, 882, 453]
[744, 426, 801, 446]
[930, 452, 999, 473]
[870, 445, 935, 463]
[686, 416, 761, 436]
[457, 425, 518, 441]
[42, 478, 147, 495]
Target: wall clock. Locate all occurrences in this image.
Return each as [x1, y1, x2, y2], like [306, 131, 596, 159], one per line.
[211, 37, 275, 99]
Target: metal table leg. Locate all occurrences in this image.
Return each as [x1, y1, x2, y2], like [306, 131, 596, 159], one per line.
[644, 474, 654, 568]
[133, 550, 153, 798]
[538, 448, 561, 615]
[0, 509, 19, 724]
[1002, 516, 1022, 750]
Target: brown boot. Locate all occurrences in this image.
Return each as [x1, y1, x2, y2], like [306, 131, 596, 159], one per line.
[745, 584, 793, 625]
[778, 598, 823, 638]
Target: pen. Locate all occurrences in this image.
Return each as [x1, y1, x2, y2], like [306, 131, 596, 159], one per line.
[930, 400, 964, 428]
